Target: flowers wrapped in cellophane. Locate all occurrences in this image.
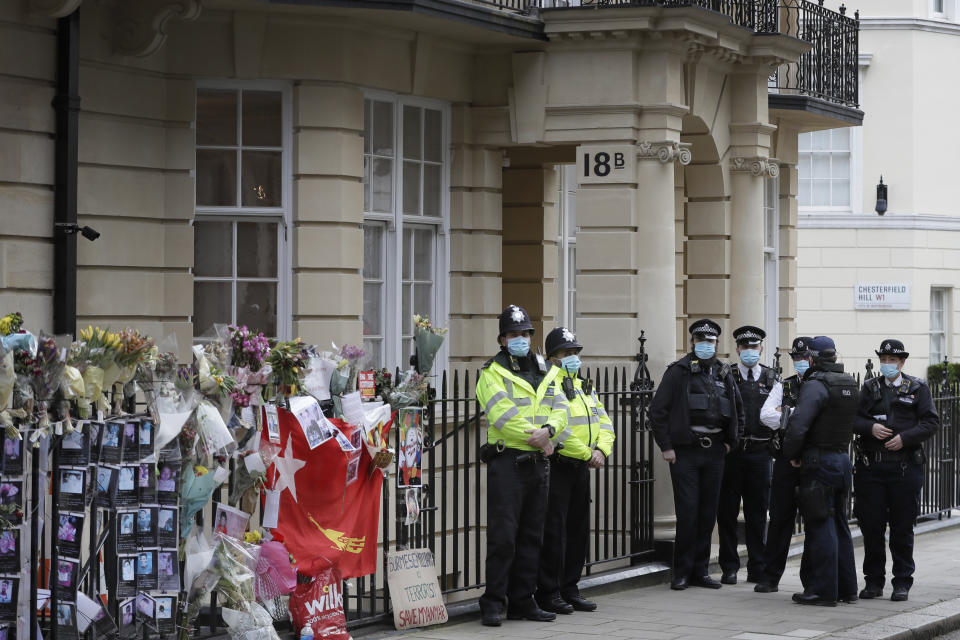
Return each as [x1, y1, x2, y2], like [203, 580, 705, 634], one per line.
[266, 338, 309, 397]
[73, 326, 121, 417]
[413, 314, 447, 375]
[226, 325, 272, 411]
[23, 334, 67, 435]
[388, 370, 429, 411]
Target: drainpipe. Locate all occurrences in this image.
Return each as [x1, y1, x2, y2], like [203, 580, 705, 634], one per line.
[52, 9, 80, 337]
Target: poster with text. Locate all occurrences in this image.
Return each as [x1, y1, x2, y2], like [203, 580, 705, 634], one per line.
[116, 511, 137, 554]
[117, 555, 137, 597]
[59, 468, 86, 511]
[0, 436, 22, 476]
[158, 549, 180, 591]
[0, 577, 16, 621]
[95, 465, 118, 508]
[0, 480, 22, 526]
[157, 507, 177, 548]
[55, 601, 79, 640]
[386, 549, 447, 630]
[57, 513, 83, 559]
[154, 594, 177, 635]
[137, 462, 156, 503]
[60, 428, 90, 467]
[397, 408, 423, 488]
[115, 465, 138, 508]
[100, 421, 123, 465]
[0, 530, 18, 574]
[120, 421, 139, 464]
[136, 549, 158, 590]
[157, 461, 180, 504]
[136, 507, 158, 548]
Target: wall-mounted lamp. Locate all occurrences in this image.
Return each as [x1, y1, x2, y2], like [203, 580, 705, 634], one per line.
[55, 222, 101, 241]
[875, 176, 888, 216]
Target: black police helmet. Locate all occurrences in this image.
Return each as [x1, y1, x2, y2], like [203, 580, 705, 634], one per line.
[876, 339, 909, 359]
[733, 325, 765, 347]
[790, 336, 812, 357]
[498, 305, 534, 337]
[545, 327, 582, 358]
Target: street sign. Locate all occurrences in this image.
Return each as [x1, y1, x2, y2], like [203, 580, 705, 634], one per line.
[853, 283, 910, 310]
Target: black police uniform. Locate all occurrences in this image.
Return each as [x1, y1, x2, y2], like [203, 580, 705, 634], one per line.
[853, 340, 939, 600]
[717, 352, 778, 582]
[650, 319, 744, 588]
[782, 345, 858, 604]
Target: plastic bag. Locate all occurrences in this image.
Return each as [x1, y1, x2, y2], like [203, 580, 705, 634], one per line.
[288, 566, 351, 639]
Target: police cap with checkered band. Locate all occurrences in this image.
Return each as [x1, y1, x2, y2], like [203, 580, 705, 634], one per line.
[733, 325, 766, 347]
[545, 327, 582, 358]
[688, 318, 721, 342]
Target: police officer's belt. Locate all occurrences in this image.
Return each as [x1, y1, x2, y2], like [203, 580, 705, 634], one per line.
[741, 438, 771, 452]
[681, 434, 722, 449]
[862, 449, 909, 463]
[552, 453, 589, 468]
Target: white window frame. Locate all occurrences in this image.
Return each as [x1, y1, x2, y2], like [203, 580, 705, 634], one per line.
[191, 79, 293, 340]
[932, 0, 948, 19]
[763, 175, 780, 367]
[362, 90, 450, 373]
[930, 287, 951, 366]
[556, 164, 577, 330]
[797, 127, 860, 214]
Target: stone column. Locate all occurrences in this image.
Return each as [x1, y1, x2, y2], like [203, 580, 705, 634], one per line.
[774, 122, 800, 361]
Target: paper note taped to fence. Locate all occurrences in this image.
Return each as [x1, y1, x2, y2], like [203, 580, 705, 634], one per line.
[386, 548, 448, 630]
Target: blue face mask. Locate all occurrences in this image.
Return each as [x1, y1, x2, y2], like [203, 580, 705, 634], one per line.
[794, 360, 809, 376]
[693, 342, 716, 360]
[880, 363, 900, 379]
[506, 336, 530, 357]
[560, 354, 581, 374]
[739, 349, 760, 367]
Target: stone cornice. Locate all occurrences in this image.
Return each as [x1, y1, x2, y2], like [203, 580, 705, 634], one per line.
[730, 156, 779, 178]
[859, 16, 960, 37]
[638, 141, 692, 165]
[799, 213, 960, 231]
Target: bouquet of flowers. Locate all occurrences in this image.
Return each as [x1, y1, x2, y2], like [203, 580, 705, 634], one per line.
[338, 343, 366, 391]
[22, 335, 66, 432]
[74, 326, 121, 416]
[266, 338, 310, 397]
[388, 370, 429, 410]
[226, 325, 272, 409]
[413, 314, 447, 375]
[0, 312, 23, 337]
[212, 536, 280, 640]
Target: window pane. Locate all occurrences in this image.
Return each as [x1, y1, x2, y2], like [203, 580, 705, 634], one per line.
[413, 227, 433, 280]
[424, 109, 443, 162]
[812, 130, 830, 151]
[196, 149, 237, 206]
[194, 221, 233, 277]
[798, 132, 811, 151]
[401, 284, 411, 329]
[242, 91, 282, 147]
[812, 180, 830, 206]
[831, 179, 850, 206]
[403, 105, 421, 160]
[831, 127, 850, 150]
[371, 158, 392, 213]
[197, 89, 237, 146]
[402, 228, 412, 281]
[423, 164, 441, 217]
[363, 156, 370, 212]
[363, 282, 382, 336]
[236, 281, 277, 336]
[832, 153, 850, 178]
[798, 180, 811, 207]
[363, 225, 383, 279]
[403, 161, 421, 215]
[193, 281, 232, 337]
[236, 222, 278, 278]
[363, 100, 371, 155]
[241, 150, 282, 207]
[372, 101, 394, 156]
[414, 283, 432, 318]
[363, 337, 382, 369]
[812, 154, 830, 179]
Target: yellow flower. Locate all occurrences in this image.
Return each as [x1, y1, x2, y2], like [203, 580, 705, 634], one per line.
[194, 465, 209, 476]
[244, 531, 262, 544]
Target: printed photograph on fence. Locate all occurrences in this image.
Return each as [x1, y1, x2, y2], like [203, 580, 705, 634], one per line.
[404, 488, 420, 526]
[214, 502, 250, 539]
[1, 435, 23, 475]
[159, 438, 181, 463]
[138, 419, 154, 459]
[154, 595, 176, 635]
[0, 577, 16, 621]
[57, 513, 83, 559]
[99, 420, 122, 465]
[60, 427, 90, 467]
[0, 481, 21, 526]
[136, 592, 156, 622]
[291, 396, 332, 450]
[137, 549, 158, 590]
[157, 461, 180, 504]
[158, 549, 180, 591]
[264, 403, 281, 444]
[56, 557, 80, 596]
[121, 421, 139, 463]
[116, 511, 137, 554]
[136, 507, 158, 548]
[397, 408, 423, 488]
[138, 461, 157, 503]
[56, 601, 79, 640]
[0, 530, 17, 574]
[157, 507, 178, 548]
[77, 591, 117, 636]
[59, 468, 86, 511]
[345, 451, 360, 486]
[118, 597, 136, 639]
[117, 555, 137, 597]
[0, 623, 11, 640]
[115, 465, 138, 508]
[95, 465, 118, 508]
[386, 549, 447, 630]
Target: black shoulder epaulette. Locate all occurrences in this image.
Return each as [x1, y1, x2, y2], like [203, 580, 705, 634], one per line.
[759, 364, 779, 386]
[717, 363, 731, 379]
[481, 355, 497, 369]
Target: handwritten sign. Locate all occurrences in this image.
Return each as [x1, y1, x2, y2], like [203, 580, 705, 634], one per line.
[386, 549, 447, 630]
[854, 283, 910, 310]
[358, 370, 376, 400]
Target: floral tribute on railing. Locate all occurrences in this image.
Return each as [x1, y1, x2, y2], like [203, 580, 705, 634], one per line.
[0, 312, 446, 640]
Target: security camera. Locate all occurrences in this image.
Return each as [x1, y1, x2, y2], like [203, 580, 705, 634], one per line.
[55, 223, 101, 241]
[79, 226, 100, 241]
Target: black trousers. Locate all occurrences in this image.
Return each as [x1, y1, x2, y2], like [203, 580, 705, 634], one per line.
[854, 460, 923, 591]
[669, 439, 725, 579]
[481, 449, 550, 614]
[717, 446, 772, 577]
[757, 456, 810, 587]
[537, 458, 590, 602]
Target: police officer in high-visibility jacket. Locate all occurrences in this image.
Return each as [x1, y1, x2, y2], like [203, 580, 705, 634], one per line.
[476, 305, 570, 627]
[536, 327, 615, 616]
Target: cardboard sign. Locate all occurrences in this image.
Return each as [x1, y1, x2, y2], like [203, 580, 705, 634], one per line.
[386, 549, 447, 630]
[358, 371, 376, 400]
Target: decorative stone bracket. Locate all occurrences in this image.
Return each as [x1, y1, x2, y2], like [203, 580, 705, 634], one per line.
[638, 141, 692, 166]
[730, 156, 780, 178]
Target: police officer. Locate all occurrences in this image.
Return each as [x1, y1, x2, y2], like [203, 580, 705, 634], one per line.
[754, 337, 813, 594]
[536, 327, 615, 615]
[854, 339, 939, 602]
[718, 326, 779, 585]
[650, 319, 744, 591]
[476, 305, 570, 626]
[781, 336, 858, 606]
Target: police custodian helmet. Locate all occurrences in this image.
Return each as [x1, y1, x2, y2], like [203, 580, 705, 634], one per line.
[876, 339, 909, 359]
[545, 327, 582, 358]
[498, 305, 534, 337]
[790, 336, 812, 357]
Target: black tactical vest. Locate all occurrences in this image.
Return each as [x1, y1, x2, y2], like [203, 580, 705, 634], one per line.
[782, 374, 802, 407]
[687, 360, 732, 429]
[807, 366, 858, 450]
[859, 376, 915, 453]
[733, 365, 776, 438]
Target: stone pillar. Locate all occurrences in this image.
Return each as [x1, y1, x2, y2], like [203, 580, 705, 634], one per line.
[292, 83, 364, 347]
[773, 122, 800, 363]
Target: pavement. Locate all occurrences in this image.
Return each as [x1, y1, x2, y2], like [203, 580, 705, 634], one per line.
[371, 517, 960, 640]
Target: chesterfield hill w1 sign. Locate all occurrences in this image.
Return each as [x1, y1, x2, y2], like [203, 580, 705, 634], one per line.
[386, 549, 448, 630]
[854, 283, 910, 310]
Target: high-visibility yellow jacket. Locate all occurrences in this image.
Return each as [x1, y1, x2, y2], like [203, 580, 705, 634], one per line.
[559, 371, 615, 460]
[477, 356, 573, 453]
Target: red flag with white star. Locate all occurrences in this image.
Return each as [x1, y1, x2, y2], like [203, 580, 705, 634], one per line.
[268, 406, 384, 579]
